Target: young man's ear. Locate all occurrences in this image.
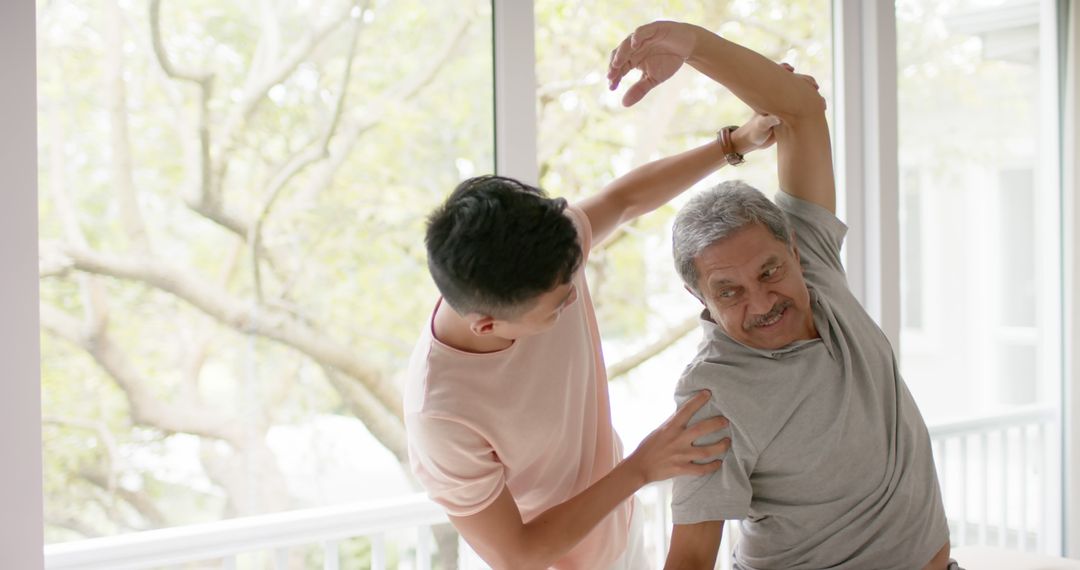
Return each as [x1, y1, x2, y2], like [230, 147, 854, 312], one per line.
[467, 314, 497, 336]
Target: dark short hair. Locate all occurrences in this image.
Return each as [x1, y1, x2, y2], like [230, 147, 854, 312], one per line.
[425, 175, 583, 318]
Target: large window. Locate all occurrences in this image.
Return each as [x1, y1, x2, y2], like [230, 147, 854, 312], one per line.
[37, 0, 492, 564]
[28, 0, 1072, 566]
[896, 0, 1063, 553]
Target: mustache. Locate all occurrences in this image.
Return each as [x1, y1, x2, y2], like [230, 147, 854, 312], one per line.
[746, 300, 792, 329]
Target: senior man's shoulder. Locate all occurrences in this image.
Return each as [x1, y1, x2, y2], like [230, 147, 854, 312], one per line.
[675, 333, 765, 397]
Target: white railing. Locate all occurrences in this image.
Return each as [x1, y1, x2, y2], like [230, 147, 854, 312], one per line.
[44, 406, 1059, 569]
[44, 494, 449, 570]
[929, 404, 1059, 555]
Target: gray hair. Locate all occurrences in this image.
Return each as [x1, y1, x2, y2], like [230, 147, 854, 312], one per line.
[673, 180, 793, 295]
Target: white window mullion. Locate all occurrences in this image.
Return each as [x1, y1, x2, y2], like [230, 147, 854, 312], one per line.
[492, 0, 538, 184]
[0, 0, 44, 568]
[1038, 0, 1068, 557]
[833, 0, 901, 349]
[1065, 0, 1080, 555]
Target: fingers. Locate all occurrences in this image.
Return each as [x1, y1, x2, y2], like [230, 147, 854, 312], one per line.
[608, 34, 636, 87]
[677, 439, 730, 476]
[671, 390, 711, 427]
[686, 415, 729, 440]
[683, 458, 724, 477]
[629, 22, 660, 50]
[697, 438, 731, 458]
[622, 75, 659, 107]
[780, 62, 820, 91]
[608, 23, 664, 90]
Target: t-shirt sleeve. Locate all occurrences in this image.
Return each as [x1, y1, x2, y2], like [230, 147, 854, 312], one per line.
[774, 190, 848, 281]
[406, 412, 506, 517]
[563, 205, 593, 263]
[670, 375, 758, 524]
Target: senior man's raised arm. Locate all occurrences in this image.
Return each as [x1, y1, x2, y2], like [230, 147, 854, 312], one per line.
[608, 21, 836, 214]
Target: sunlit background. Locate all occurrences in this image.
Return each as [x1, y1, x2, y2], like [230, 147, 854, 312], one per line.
[36, 0, 1066, 567]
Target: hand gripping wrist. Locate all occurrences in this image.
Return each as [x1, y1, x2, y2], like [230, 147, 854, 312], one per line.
[717, 125, 744, 166]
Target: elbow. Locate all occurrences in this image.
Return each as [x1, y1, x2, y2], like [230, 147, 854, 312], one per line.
[483, 543, 552, 570]
[664, 552, 716, 570]
[488, 553, 547, 570]
[775, 81, 827, 123]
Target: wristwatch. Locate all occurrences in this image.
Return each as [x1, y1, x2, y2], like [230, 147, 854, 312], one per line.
[717, 125, 744, 166]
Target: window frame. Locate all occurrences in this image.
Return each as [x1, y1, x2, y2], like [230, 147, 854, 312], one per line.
[2, 1, 45, 567]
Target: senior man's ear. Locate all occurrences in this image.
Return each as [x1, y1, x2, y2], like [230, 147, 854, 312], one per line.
[684, 284, 706, 305]
[790, 232, 804, 270]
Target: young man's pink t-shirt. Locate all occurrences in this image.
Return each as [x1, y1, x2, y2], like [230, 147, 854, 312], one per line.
[404, 206, 631, 570]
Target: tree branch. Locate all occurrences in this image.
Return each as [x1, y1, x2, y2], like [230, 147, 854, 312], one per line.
[58, 246, 404, 422]
[43, 416, 122, 495]
[212, 0, 365, 187]
[606, 314, 700, 381]
[296, 14, 473, 205]
[40, 302, 250, 446]
[250, 4, 363, 302]
[45, 112, 110, 335]
[148, 0, 213, 84]
[45, 511, 104, 539]
[106, 0, 151, 251]
[149, 0, 216, 212]
[79, 467, 168, 529]
[322, 366, 408, 464]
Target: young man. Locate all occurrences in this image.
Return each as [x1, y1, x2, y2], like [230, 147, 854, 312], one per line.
[404, 109, 783, 567]
[608, 21, 955, 570]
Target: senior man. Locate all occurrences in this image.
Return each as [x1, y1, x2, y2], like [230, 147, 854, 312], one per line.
[608, 21, 956, 570]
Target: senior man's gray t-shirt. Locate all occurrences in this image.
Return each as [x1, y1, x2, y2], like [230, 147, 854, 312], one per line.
[673, 190, 949, 570]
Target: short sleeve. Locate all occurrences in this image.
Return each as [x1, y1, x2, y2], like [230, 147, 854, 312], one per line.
[775, 190, 848, 279]
[406, 413, 506, 517]
[670, 384, 757, 524]
[563, 205, 593, 264]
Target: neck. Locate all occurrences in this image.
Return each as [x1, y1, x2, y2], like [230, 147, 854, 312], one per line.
[432, 300, 514, 353]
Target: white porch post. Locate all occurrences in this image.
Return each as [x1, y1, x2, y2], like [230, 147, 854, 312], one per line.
[492, 0, 538, 184]
[832, 0, 901, 349]
[0, 0, 44, 568]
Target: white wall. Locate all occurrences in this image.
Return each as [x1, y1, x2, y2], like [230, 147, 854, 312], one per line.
[0, 0, 44, 568]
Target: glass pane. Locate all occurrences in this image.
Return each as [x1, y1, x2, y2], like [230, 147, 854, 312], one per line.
[534, 0, 833, 473]
[37, 0, 493, 553]
[897, 0, 1055, 419]
[897, 0, 1062, 554]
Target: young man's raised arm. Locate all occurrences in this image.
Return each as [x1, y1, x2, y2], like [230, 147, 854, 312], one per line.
[578, 112, 779, 245]
[608, 21, 836, 214]
[448, 391, 729, 570]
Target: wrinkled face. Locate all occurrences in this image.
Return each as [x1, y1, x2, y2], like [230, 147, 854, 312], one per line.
[692, 222, 816, 350]
[491, 281, 579, 339]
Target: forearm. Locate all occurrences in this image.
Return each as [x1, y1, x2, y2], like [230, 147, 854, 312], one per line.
[602, 139, 725, 224]
[587, 126, 757, 236]
[685, 24, 824, 121]
[512, 461, 643, 568]
[455, 390, 727, 570]
[664, 521, 724, 570]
